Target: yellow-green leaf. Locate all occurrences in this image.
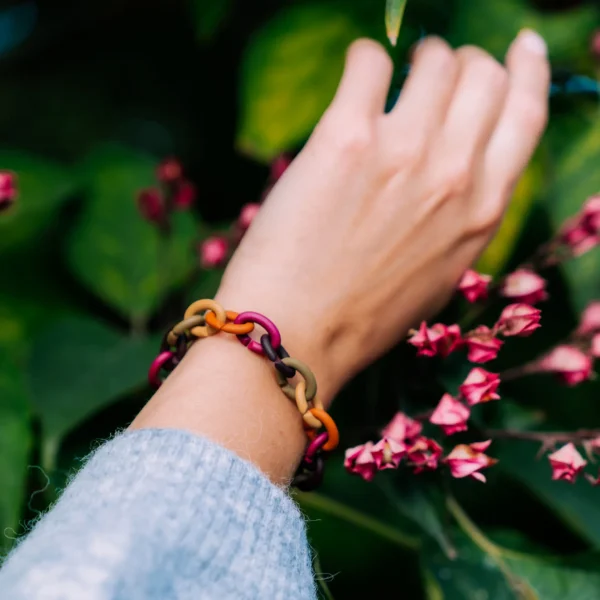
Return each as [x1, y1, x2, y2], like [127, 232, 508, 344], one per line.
[237, 3, 363, 162]
[385, 0, 408, 46]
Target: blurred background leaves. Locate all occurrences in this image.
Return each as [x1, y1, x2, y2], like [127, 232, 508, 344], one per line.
[0, 0, 599, 597]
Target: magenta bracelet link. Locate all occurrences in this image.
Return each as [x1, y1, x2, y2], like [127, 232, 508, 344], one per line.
[234, 311, 281, 355]
[148, 351, 174, 389]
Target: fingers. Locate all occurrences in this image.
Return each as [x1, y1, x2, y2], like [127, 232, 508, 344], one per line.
[388, 37, 459, 137]
[484, 30, 550, 188]
[329, 39, 394, 117]
[441, 47, 509, 162]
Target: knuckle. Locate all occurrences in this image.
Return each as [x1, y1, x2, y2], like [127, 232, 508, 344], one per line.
[317, 114, 374, 157]
[458, 47, 508, 87]
[418, 37, 456, 71]
[349, 38, 393, 70]
[442, 159, 475, 197]
[468, 202, 504, 235]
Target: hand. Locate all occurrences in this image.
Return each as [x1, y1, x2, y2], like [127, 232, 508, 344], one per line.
[133, 32, 550, 483]
[218, 31, 550, 401]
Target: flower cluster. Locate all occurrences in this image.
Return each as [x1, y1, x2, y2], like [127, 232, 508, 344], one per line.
[137, 157, 197, 227]
[345, 410, 496, 483]
[558, 195, 600, 258]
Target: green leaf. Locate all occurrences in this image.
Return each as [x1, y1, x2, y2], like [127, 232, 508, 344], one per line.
[67, 144, 198, 324]
[29, 317, 158, 468]
[477, 158, 544, 275]
[549, 116, 600, 312]
[497, 440, 600, 547]
[191, 0, 232, 41]
[449, 0, 600, 65]
[0, 151, 77, 252]
[385, 0, 408, 46]
[237, 3, 363, 162]
[0, 350, 31, 551]
[442, 497, 600, 600]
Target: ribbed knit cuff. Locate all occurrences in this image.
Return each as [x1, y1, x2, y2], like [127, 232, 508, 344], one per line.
[1, 429, 316, 600]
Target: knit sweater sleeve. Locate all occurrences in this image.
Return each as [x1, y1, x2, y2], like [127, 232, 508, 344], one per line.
[0, 429, 317, 600]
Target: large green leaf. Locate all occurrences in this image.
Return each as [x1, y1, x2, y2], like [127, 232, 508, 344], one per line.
[237, 3, 363, 162]
[191, 0, 232, 40]
[428, 499, 600, 600]
[0, 350, 31, 551]
[0, 151, 77, 252]
[498, 440, 600, 547]
[449, 0, 599, 64]
[67, 145, 198, 325]
[29, 317, 158, 469]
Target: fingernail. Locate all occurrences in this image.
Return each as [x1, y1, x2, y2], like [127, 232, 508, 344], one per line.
[518, 29, 547, 56]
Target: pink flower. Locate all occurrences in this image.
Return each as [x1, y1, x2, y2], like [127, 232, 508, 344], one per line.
[500, 269, 548, 304]
[381, 412, 422, 443]
[173, 181, 196, 209]
[405, 437, 443, 473]
[459, 368, 501, 406]
[0, 171, 17, 211]
[199, 236, 229, 268]
[444, 440, 498, 483]
[538, 345, 593, 386]
[457, 270, 492, 303]
[371, 438, 406, 470]
[464, 326, 503, 363]
[157, 158, 183, 182]
[560, 221, 600, 257]
[137, 188, 165, 223]
[583, 436, 600, 459]
[495, 303, 541, 337]
[344, 442, 377, 481]
[429, 394, 470, 436]
[592, 334, 600, 358]
[270, 154, 292, 181]
[577, 302, 600, 335]
[238, 203, 261, 230]
[548, 443, 587, 483]
[408, 322, 462, 358]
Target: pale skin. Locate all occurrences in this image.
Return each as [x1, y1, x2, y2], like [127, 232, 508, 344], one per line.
[131, 32, 550, 485]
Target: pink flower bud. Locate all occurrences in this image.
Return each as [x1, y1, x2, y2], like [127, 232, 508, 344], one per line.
[199, 236, 229, 268]
[548, 443, 586, 483]
[0, 171, 17, 212]
[464, 326, 503, 363]
[405, 437, 443, 473]
[173, 181, 196, 209]
[344, 442, 378, 481]
[381, 412, 422, 443]
[371, 438, 406, 470]
[429, 394, 470, 436]
[238, 203, 261, 230]
[137, 188, 165, 223]
[500, 269, 547, 304]
[408, 322, 462, 358]
[457, 269, 492, 303]
[577, 302, 600, 335]
[538, 345, 593, 386]
[157, 158, 183, 183]
[495, 303, 541, 337]
[444, 440, 498, 483]
[270, 154, 292, 181]
[459, 368, 501, 406]
[592, 334, 600, 358]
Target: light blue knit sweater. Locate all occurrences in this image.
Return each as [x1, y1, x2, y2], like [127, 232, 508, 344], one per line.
[0, 429, 317, 599]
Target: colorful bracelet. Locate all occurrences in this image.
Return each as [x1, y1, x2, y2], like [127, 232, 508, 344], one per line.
[148, 298, 339, 491]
